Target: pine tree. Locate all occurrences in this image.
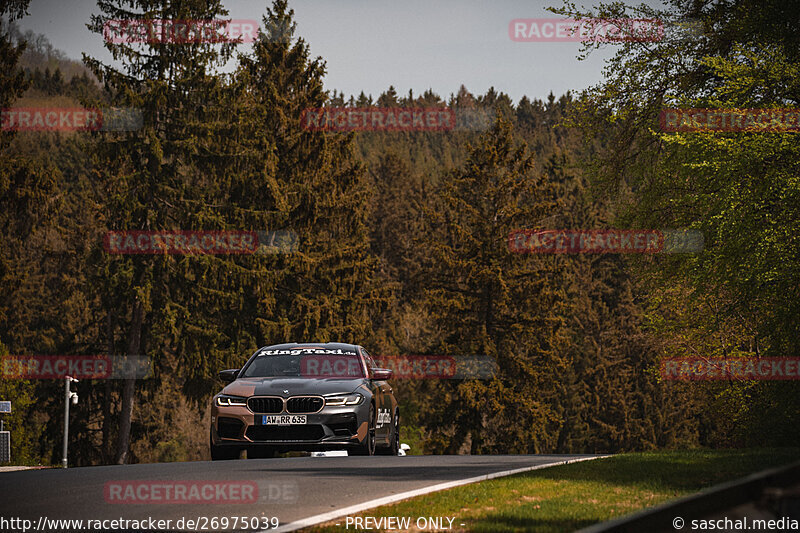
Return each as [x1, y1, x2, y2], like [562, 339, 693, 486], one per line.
[84, 0, 239, 464]
[418, 118, 570, 453]
[0, 0, 57, 465]
[229, 0, 392, 349]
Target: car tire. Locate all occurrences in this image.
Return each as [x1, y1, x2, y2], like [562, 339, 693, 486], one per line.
[247, 446, 276, 459]
[348, 404, 376, 456]
[376, 410, 399, 456]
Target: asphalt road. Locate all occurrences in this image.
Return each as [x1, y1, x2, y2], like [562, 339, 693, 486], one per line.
[0, 454, 601, 532]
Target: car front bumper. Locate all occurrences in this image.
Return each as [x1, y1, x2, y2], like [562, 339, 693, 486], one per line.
[211, 402, 370, 451]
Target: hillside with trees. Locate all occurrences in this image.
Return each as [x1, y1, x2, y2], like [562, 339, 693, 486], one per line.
[0, 0, 797, 465]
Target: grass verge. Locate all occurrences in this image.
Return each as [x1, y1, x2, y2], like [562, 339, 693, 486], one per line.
[304, 448, 800, 533]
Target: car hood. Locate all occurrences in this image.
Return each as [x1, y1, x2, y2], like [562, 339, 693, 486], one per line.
[222, 377, 367, 398]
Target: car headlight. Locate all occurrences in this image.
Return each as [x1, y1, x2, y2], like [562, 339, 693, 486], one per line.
[325, 393, 363, 406]
[216, 394, 247, 407]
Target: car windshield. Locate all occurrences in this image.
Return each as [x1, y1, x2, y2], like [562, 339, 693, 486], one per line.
[241, 351, 366, 379]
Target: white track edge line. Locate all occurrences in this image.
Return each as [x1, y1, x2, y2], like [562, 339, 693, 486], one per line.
[265, 455, 611, 533]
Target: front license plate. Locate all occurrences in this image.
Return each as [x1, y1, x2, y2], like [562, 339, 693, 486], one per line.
[262, 414, 306, 425]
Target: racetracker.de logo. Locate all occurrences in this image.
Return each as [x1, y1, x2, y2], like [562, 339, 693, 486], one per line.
[1, 107, 143, 132]
[301, 355, 364, 378]
[2, 356, 109, 379]
[104, 481, 258, 504]
[104, 230, 298, 255]
[1, 355, 151, 379]
[302, 107, 456, 132]
[507, 229, 704, 254]
[509, 18, 663, 42]
[660, 108, 800, 132]
[661, 357, 800, 381]
[375, 356, 456, 379]
[375, 355, 497, 380]
[103, 19, 259, 44]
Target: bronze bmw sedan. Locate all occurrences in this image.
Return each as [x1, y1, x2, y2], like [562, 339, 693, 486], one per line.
[210, 343, 398, 459]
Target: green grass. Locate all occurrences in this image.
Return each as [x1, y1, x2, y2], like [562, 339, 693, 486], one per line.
[305, 448, 800, 533]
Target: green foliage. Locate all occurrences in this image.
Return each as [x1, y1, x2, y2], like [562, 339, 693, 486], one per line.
[153, 439, 188, 463]
[413, 118, 565, 454]
[0, 342, 41, 464]
[2, 0, 797, 464]
[556, 0, 800, 446]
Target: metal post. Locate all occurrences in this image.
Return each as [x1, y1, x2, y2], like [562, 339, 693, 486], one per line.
[62, 377, 70, 468]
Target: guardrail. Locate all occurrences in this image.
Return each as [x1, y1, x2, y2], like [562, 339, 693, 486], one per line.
[576, 459, 800, 532]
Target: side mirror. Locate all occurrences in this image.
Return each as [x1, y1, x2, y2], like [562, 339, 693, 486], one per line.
[372, 368, 393, 380]
[218, 369, 239, 383]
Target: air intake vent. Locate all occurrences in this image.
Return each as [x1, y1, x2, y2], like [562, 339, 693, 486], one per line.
[246, 425, 325, 442]
[217, 417, 244, 439]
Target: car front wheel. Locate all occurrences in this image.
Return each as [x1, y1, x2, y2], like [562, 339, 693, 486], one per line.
[349, 404, 376, 456]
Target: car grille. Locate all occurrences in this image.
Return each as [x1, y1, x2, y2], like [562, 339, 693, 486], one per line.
[246, 425, 325, 442]
[248, 397, 283, 414]
[286, 396, 323, 414]
[217, 417, 244, 439]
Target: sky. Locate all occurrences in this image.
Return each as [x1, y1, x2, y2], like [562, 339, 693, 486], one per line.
[16, 0, 670, 104]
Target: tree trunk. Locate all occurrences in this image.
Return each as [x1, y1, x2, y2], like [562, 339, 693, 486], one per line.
[102, 311, 114, 463]
[469, 410, 483, 454]
[115, 299, 143, 464]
